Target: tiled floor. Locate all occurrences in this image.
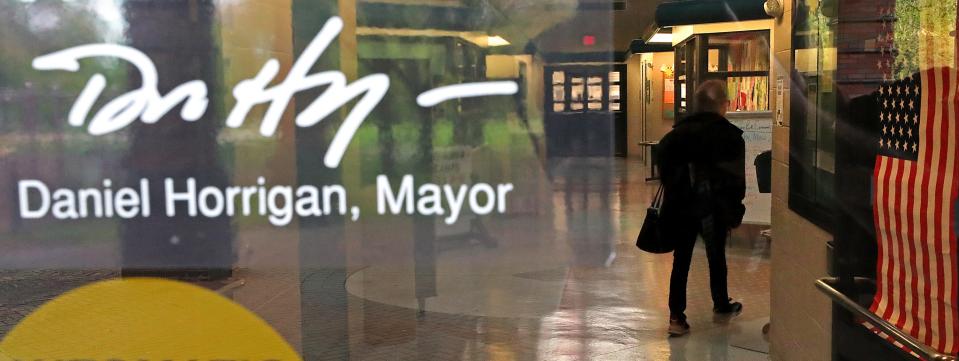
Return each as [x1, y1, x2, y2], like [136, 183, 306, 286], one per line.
[337, 237, 771, 361]
[307, 157, 772, 360]
[0, 269, 115, 335]
[0, 157, 772, 360]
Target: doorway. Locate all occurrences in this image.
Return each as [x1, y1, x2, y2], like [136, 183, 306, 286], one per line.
[543, 64, 627, 157]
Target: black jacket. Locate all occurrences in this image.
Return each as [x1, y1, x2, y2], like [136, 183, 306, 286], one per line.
[657, 112, 747, 228]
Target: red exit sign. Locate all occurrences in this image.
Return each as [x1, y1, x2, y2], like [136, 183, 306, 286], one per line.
[582, 35, 595, 46]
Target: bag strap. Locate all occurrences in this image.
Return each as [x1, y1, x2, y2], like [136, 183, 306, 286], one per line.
[651, 184, 664, 209]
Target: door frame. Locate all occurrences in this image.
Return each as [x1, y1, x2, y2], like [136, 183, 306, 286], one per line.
[543, 63, 628, 157]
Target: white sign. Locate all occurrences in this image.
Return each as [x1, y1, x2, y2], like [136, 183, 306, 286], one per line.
[776, 76, 784, 126]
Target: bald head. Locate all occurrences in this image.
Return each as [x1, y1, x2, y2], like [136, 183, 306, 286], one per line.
[695, 80, 729, 116]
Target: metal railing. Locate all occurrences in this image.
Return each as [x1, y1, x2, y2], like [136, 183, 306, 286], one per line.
[816, 277, 957, 361]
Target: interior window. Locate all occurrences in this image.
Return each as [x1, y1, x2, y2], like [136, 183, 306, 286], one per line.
[789, 0, 838, 227]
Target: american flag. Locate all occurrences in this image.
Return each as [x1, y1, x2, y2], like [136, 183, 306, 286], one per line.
[870, 67, 959, 355]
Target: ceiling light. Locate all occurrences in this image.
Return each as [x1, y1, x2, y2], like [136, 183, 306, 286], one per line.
[487, 36, 510, 47]
[648, 33, 673, 44]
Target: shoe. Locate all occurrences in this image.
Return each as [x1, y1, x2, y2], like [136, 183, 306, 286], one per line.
[713, 299, 743, 316]
[668, 315, 690, 336]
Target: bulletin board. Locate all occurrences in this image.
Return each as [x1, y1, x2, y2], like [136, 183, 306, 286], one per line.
[663, 78, 675, 119]
[728, 114, 772, 225]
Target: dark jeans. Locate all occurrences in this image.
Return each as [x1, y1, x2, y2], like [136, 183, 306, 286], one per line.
[668, 215, 730, 318]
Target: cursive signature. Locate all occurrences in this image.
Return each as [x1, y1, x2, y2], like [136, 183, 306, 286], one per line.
[32, 16, 517, 168]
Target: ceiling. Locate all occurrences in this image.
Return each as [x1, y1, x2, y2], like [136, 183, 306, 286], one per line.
[530, 0, 662, 55]
[356, 0, 663, 55]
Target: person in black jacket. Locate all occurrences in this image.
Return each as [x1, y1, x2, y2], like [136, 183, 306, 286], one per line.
[657, 80, 747, 336]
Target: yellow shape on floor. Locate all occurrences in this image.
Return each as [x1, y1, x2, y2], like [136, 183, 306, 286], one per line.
[0, 278, 300, 360]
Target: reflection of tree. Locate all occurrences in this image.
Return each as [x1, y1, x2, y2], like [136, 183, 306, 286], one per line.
[0, 0, 129, 141]
[895, 0, 922, 77]
[793, 0, 833, 55]
[893, 0, 956, 76]
[0, 1, 130, 235]
[0, 1, 121, 90]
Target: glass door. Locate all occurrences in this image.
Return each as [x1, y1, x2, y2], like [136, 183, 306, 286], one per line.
[674, 37, 697, 119]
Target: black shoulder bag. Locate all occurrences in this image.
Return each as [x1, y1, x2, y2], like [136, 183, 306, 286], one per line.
[635, 184, 673, 253]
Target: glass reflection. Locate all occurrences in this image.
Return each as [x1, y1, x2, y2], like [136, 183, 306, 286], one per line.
[0, 1, 772, 360]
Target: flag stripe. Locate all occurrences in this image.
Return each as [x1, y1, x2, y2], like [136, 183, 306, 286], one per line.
[902, 153, 918, 333]
[942, 67, 957, 353]
[917, 70, 933, 345]
[929, 67, 945, 351]
[890, 159, 903, 322]
[906, 103, 924, 337]
[933, 68, 948, 351]
[864, 322, 923, 359]
[924, 67, 942, 345]
[897, 157, 909, 327]
[876, 153, 895, 318]
[874, 154, 891, 316]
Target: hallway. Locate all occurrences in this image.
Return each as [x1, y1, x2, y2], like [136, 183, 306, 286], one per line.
[334, 158, 772, 360]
